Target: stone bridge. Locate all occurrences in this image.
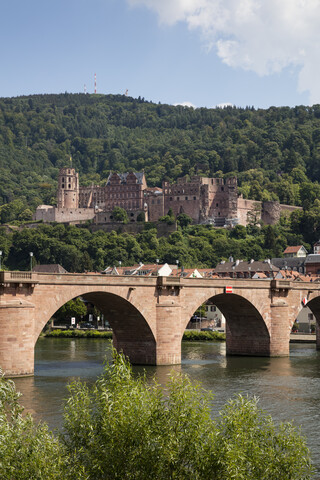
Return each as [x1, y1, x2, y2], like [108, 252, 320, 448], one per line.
[1, 271, 320, 376]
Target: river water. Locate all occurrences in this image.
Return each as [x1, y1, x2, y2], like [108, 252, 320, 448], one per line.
[13, 338, 320, 476]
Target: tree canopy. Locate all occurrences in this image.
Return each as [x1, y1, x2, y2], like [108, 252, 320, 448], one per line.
[0, 351, 313, 479]
[2, 93, 320, 213]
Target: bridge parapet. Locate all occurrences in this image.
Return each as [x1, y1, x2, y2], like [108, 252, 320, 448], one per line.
[0, 271, 39, 289]
[270, 279, 291, 291]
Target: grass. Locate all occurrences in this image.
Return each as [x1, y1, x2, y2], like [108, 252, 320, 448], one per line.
[44, 329, 225, 341]
[44, 329, 113, 338]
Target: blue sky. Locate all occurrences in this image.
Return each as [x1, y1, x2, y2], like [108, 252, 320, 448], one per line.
[1, 0, 318, 109]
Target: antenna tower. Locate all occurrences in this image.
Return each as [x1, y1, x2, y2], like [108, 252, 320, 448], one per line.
[94, 73, 97, 94]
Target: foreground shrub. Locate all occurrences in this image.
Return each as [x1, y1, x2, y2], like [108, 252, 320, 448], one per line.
[0, 351, 314, 479]
[62, 350, 313, 480]
[0, 372, 71, 480]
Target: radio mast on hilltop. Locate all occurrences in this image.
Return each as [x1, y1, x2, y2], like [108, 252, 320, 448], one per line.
[94, 73, 97, 94]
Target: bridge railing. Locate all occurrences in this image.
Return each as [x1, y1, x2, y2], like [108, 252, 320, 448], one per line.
[0, 271, 38, 284]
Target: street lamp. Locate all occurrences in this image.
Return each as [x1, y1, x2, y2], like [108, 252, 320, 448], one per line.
[29, 252, 33, 271]
[0, 251, 2, 271]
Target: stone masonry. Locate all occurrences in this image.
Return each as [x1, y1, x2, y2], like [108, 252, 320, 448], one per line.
[0, 272, 319, 376]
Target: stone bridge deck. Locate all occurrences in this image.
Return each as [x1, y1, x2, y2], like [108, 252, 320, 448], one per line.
[1, 271, 320, 376]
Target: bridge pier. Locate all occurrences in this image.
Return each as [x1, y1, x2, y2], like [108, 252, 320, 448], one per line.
[0, 300, 35, 376]
[155, 301, 181, 365]
[269, 301, 290, 356]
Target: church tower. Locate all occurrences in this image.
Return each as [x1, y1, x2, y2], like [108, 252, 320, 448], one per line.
[57, 167, 79, 208]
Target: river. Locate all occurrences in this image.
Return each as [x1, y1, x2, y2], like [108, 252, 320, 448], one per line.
[13, 338, 320, 476]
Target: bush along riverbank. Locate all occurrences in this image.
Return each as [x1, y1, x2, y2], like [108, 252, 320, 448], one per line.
[44, 329, 226, 341]
[0, 349, 313, 480]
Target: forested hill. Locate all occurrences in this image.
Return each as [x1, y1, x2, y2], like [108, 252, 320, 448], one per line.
[2, 92, 320, 210]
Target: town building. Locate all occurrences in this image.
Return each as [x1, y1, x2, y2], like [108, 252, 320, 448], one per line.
[214, 259, 280, 278]
[313, 240, 320, 255]
[283, 245, 307, 258]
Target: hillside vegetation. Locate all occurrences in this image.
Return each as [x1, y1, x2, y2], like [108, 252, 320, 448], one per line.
[2, 93, 320, 213]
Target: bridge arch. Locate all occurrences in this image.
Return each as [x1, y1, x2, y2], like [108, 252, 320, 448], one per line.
[183, 290, 271, 356]
[301, 295, 320, 350]
[33, 287, 157, 366]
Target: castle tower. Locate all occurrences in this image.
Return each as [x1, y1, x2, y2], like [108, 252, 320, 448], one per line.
[57, 167, 79, 208]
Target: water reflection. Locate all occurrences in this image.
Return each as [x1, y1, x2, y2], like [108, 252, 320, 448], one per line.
[13, 338, 320, 476]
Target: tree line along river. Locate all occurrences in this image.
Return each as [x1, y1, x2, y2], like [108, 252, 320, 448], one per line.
[13, 337, 320, 478]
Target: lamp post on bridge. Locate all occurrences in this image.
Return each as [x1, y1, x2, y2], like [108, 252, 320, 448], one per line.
[29, 252, 33, 272]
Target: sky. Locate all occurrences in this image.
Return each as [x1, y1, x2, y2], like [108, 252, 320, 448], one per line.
[1, 0, 320, 109]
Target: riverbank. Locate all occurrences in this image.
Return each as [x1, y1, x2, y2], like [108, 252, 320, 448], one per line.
[44, 329, 226, 342]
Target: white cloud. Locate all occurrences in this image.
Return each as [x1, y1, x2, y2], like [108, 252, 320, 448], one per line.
[127, 0, 320, 104]
[173, 101, 196, 108]
[216, 102, 234, 108]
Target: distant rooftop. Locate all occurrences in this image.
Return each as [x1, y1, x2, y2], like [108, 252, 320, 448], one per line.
[32, 264, 68, 273]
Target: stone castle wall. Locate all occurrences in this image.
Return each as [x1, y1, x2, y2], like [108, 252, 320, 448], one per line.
[35, 168, 302, 227]
[34, 206, 95, 223]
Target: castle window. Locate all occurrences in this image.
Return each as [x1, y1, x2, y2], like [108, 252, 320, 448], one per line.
[221, 187, 224, 191]
[62, 184, 65, 189]
[170, 197, 173, 201]
[185, 197, 188, 200]
[216, 203, 219, 207]
[193, 196, 196, 200]
[177, 197, 180, 201]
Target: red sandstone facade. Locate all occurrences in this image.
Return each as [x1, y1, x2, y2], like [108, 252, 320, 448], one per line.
[35, 167, 301, 226]
[162, 176, 238, 224]
[0, 272, 319, 377]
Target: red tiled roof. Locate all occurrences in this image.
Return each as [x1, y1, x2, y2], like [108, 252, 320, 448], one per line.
[283, 246, 304, 254]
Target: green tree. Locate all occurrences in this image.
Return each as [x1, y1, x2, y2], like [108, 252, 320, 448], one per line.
[0, 371, 71, 480]
[137, 211, 145, 222]
[111, 206, 128, 223]
[177, 213, 193, 228]
[61, 350, 313, 480]
[54, 298, 87, 324]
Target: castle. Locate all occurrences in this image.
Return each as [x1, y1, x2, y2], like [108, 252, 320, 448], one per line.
[34, 167, 300, 226]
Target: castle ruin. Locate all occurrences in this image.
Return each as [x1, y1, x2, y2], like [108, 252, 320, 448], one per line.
[34, 168, 300, 226]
